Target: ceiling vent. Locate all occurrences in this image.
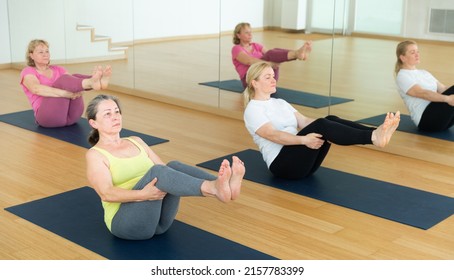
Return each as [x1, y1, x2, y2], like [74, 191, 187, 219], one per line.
[429, 9, 454, 34]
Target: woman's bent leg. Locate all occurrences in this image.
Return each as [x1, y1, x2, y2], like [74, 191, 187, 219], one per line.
[262, 48, 293, 63]
[167, 161, 217, 180]
[270, 141, 331, 179]
[111, 199, 164, 240]
[325, 115, 375, 131]
[419, 87, 454, 131]
[111, 164, 206, 240]
[52, 74, 87, 93]
[269, 116, 374, 179]
[140, 164, 204, 196]
[154, 194, 180, 235]
[67, 97, 84, 126]
[35, 96, 84, 127]
[309, 117, 373, 145]
[35, 97, 71, 127]
[262, 48, 294, 82]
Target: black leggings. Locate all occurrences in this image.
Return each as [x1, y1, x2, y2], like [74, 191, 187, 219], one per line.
[269, 115, 375, 180]
[418, 85, 454, 132]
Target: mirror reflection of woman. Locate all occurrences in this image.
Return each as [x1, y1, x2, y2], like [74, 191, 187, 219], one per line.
[395, 40, 454, 132]
[232, 22, 312, 88]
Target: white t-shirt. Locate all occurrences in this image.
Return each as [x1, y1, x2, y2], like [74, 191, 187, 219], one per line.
[244, 98, 297, 167]
[396, 69, 436, 125]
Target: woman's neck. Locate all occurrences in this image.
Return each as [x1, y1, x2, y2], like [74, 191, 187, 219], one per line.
[35, 64, 49, 71]
[240, 42, 251, 48]
[98, 134, 122, 146]
[253, 92, 271, 101]
[402, 64, 417, 70]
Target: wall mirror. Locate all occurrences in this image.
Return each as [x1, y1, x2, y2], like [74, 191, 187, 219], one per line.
[5, 0, 454, 160]
[5, 0, 335, 120]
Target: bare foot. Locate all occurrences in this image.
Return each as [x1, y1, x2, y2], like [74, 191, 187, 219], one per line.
[372, 112, 400, 147]
[229, 156, 245, 200]
[296, 41, 312, 60]
[391, 111, 401, 132]
[90, 66, 103, 90]
[202, 159, 232, 202]
[101, 65, 112, 89]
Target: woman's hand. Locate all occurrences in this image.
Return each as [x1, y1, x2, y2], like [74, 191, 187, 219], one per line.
[68, 91, 83, 99]
[141, 177, 167, 200]
[446, 95, 454, 106]
[301, 133, 325, 149]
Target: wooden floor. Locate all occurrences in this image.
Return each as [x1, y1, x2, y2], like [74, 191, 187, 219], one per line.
[1, 32, 454, 260]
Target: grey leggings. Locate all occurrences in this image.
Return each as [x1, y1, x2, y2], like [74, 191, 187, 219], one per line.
[111, 161, 217, 240]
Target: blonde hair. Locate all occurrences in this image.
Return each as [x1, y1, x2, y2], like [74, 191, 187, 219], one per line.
[394, 40, 417, 76]
[26, 39, 49, 67]
[243, 62, 273, 108]
[233, 22, 250, 45]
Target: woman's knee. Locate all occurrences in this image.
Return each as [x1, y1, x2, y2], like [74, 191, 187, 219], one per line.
[133, 164, 168, 190]
[166, 160, 183, 170]
[325, 115, 339, 121]
[148, 164, 171, 180]
[153, 163, 168, 170]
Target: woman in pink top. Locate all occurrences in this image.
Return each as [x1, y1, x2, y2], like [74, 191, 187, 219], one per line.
[232, 22, 312, 88]
[20, 39, 112, 127]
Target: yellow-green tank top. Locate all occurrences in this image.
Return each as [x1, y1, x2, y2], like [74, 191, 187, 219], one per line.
[90, 137, 154, 230]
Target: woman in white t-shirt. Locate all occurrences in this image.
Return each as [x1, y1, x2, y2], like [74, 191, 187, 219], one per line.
[243, 62, 400, 180]
[395, 40, 454, 132]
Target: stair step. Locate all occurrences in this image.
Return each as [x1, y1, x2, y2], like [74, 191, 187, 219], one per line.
[76, 24, 93, 30]
[110, 46, 128, 51]
[94, 35, 110, 41]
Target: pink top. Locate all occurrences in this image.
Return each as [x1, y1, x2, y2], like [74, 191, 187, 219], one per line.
[20, 65, 67, 112]
[231, 42, 264, 79]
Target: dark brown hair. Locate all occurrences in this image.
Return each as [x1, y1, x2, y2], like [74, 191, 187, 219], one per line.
[86, 94, 122, 146]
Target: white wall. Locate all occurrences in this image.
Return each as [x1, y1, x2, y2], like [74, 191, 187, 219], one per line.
[133, 0, 220, 40]
[221, 0, 265, 32]
[0, 0, 11, 64]
[2, 0, 453, 64]
[281, 0, 307, 30]
[68, 0, 134, 43]
[8, 0, 67, 63]
[4, 0, 265, 63]
[404, 0, 454, 41]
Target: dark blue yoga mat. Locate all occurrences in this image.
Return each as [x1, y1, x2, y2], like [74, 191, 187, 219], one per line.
[358, 114, 454, 141]
[5, 186, 276, 260]
[199, 79, 353, 108]
[197, 149, 454, 230]
[0, 110, 169, 148]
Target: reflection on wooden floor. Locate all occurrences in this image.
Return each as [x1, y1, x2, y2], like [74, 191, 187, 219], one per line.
[1, 31, 454, 260]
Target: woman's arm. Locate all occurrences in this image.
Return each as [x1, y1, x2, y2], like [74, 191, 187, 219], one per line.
[256, 121, 324, 149]
[22, 74, 74, 98]
[407, 84, 452, 104]
[235, 50, 264, 66]
[437, 81, 448, 93]
[86, 148, 165, 203]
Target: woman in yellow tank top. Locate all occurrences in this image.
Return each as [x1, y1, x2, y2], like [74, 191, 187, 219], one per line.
[85, 94, 245, 240]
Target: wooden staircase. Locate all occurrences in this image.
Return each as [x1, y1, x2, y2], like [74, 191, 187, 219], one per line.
[76, 24, 128, 59]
